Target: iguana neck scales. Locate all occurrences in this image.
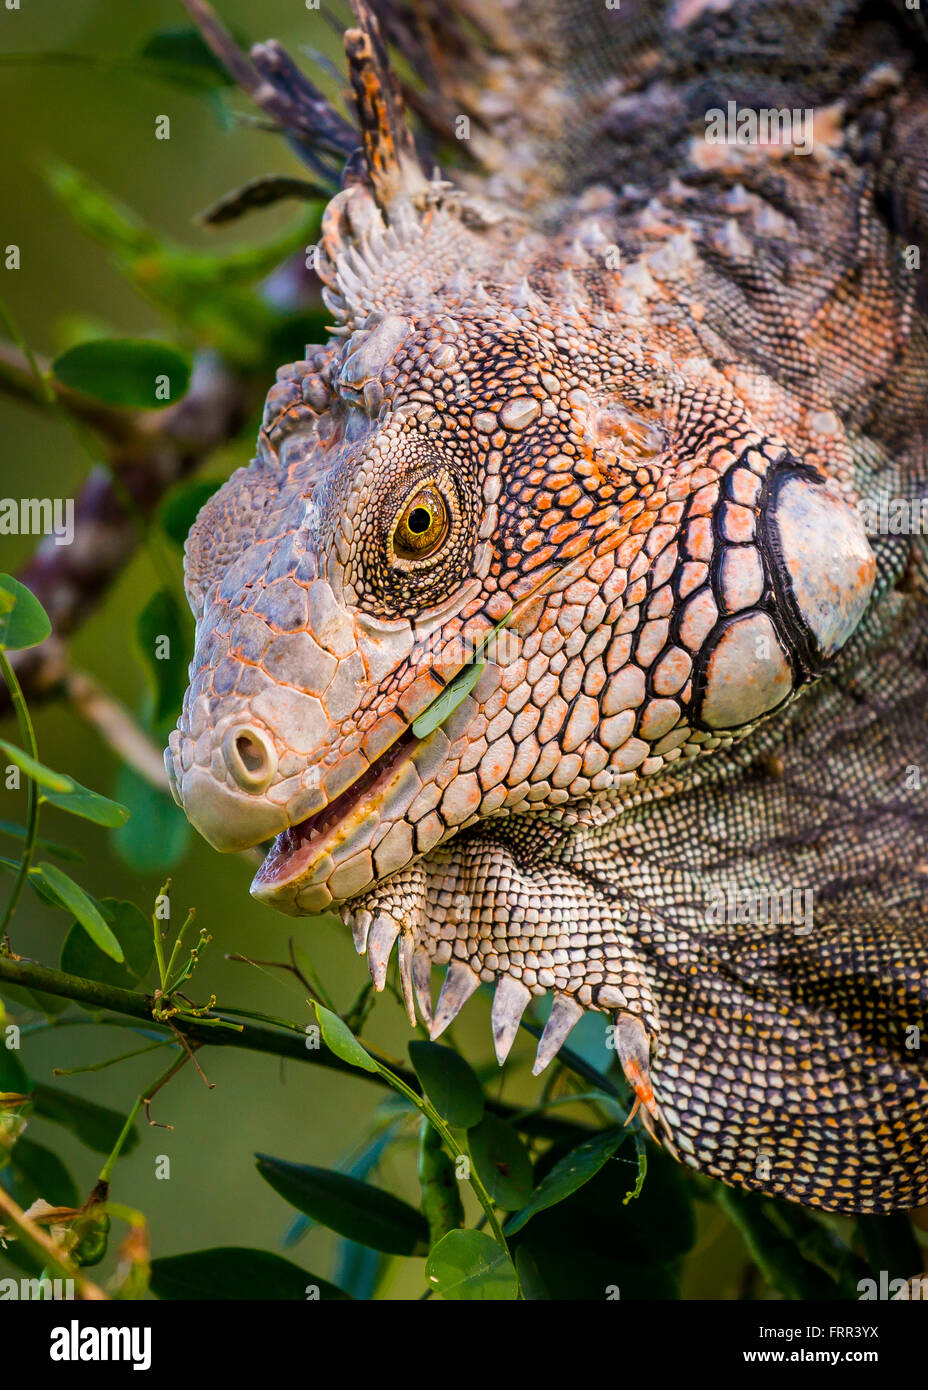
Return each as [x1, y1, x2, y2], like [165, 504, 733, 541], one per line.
[169, 0, 928, 1214]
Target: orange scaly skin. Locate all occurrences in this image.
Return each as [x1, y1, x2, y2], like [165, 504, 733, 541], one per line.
[171, 0, 928, 1213]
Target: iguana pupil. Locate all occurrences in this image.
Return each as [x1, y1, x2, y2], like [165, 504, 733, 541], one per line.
[168, 0, 928, 1217]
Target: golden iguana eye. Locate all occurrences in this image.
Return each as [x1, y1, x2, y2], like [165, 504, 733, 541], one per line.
[392, 485, 448, 560]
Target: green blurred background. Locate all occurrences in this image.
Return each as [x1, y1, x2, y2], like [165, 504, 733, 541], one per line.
[0, 0, 762, 1299]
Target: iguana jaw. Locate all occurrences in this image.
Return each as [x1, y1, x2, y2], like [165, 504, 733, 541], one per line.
[250, 722, 424, 909]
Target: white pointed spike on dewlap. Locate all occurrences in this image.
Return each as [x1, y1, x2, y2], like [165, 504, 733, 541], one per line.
[397, 932, 417, 1028]
[429, 961, 480, 1040]
[532, 993, 584, 1075]
[367, 915, 400, 992]
[352, 910, 373, 956]
[412, 947, 433, 1027]
[491, 975, 532, 1065]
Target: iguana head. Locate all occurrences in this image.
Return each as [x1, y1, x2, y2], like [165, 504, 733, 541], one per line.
[165, 10, 875, 1072]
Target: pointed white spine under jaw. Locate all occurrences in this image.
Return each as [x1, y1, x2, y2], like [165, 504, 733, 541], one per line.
[491, 975, 532, 1064]
[367, 915, 401, 991]
[429, 962, 481, 1039]
[531, 993, 584, 1075]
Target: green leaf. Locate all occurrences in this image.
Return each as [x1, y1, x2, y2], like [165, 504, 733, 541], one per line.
[52, 338, 192, 409]
[158, 478, 224, 547]
[856, 1213, 923, 1287]
[60, 898, 153, 992]
[9, 1137, 80, 1208]
[412, 660, 485, 739]
[111, 766, 190, 873]
[255, 1155, 429, 1256]
[0, 1044, 31, 1091]
[411, 606, 515, 739]
[42, 780, 130, 828]
[505, 1126, 629, 1235]
[468, 1115, 533, 1209]
[717, 1187, 848, 1300]
[0, 575, 51, 650]
[409, 1040, 484, 1129]
[315, 1004, 378, 1074]
[425, 1230, 518, 1301]
[150, 1247, 351, 1300]
[507, 1143, 691, 1300]
[514, 1244, 549, 1300]
[138, 26, 239, 88]
[34, 863, 124, 962]
[0, 740, 73, 793]
[135, 589, 191, 729]
[32, 1084, 138, 1155]
[0, 981, 69, 1019]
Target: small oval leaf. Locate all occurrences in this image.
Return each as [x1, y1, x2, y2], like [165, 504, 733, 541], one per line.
[409, 1040, 484, 1129]
[135, 588, 191, 729]
[255, 1155, 429, 1256]
[52, 338, 192, 409]
[33, 1084, 139, 1155]
[468, 1114, 533, 1209]
[9, 1137, 80, 1208]
[138, 26, 238, 88]
[150, 1247, 350, 1300]
[315, 1004, 379, 1074]
[60, 898, 153, 991]
[0, 741, 74, 793]
[504, 1126, 629, 1236]
[35, 863, 124, 962]
[0, 576, 51, 650]
[42, 779, 130, 828]
[412, 660, 484, 740]
[425, 1230, 518, 1301]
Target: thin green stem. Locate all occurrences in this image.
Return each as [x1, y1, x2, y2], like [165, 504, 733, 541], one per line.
[0, 955, 589, 1143]
[54, 1038, 175, 1077]
[151, 879, 170, 991]
[98, 1096, 143, 1185]
[363, 1056, 510, 1255]
[0, 647, 41, 935]
[163, 909, 198, 992]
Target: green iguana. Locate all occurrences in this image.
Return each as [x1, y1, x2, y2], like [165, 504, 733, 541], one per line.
[168, 0, 928, 1215]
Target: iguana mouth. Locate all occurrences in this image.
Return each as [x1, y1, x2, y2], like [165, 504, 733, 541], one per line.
[252, 724, 422, 893]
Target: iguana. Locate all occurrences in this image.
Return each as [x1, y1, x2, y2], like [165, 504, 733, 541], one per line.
[168, 0, 928, 1215]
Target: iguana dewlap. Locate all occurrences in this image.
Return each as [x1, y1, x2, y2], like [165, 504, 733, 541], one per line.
[168, 0, 928, 1214]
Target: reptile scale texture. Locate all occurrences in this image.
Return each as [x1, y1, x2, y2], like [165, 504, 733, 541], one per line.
[169, 0, 928, 1214]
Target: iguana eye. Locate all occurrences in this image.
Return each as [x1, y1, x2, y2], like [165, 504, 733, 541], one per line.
[392, 485, 448, 560]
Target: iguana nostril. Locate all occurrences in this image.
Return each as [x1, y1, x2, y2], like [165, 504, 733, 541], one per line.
[221, 725, 277, 793]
